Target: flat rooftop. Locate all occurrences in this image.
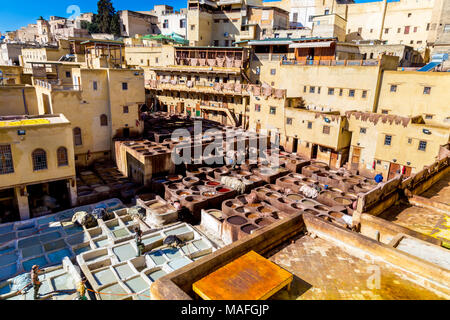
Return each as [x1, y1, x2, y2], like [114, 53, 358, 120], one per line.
[267, 234, 446, 299]
[0, 114, 69, 128]
[379, 171, 450, 243]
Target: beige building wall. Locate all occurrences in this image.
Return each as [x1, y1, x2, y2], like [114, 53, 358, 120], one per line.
[347, 112, 450, 178]
[0, 86, 39, 116]
[377, 70, 450, 124]
[187, 10, 213, 46]
[35, 68, 145, 167]
[0, 115, 76, 220]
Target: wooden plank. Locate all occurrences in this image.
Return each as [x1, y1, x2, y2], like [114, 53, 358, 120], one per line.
[192, 251, 293, 300]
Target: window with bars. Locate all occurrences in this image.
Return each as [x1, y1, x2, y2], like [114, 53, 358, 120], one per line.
[360, 127, 367, 134]
[307, 121, 312, 129]
[328, 88, 334, 95]
[286, 118, 293, 125]
[57, 147, 68, 167]
[32, 149, 47, 171]
[123, 106, 129, 113]
[0, 145, 14, 175]
[384, 135, 392, 146]
[255, 104, 261, 112]
[73, 127, 82, 146]
[418, 140, 427, 151]
[309, 86, 315, 93]
[323, 125, 330, 134]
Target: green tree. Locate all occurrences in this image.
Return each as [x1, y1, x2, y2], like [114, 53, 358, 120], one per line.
[95, 0, 119, 34]
[110, 13, 121, 37]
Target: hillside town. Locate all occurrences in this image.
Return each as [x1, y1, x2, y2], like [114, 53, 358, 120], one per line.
[0, 0, 449, 301]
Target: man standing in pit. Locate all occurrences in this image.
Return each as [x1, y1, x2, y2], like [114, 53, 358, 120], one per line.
[77, 277, 88, 300]
[31, 265, 42, 300]
[134, 227, 144, 257]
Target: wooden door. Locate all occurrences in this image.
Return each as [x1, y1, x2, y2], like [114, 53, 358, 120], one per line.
[388, 163, 400, 180]
[330, 151, 339, 168]
[351, 147, 361, 165]
[403, 166, 412, 177]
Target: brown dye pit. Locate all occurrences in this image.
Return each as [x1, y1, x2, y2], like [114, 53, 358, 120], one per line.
[241, 224, 259, 234]
[301, 200, 316, 206]
[259, 207, 272, 214]
[334, 197, 353, 205]
[227, 216, 247, 225]
[329, 211, 344, 219]
[255, 218, 272, 227]
[304, 209, 319, 215]
[245, 212, 259, 219]
[314, 205, 329, 211]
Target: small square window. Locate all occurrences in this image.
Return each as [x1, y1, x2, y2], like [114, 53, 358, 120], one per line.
[307, 121, 312, 129]
[270, 69, 276, 75]
[390, 85, 397, 92]
[423, 87, 431, 94]
[65, 71, 71, 78]
[269, 107, 276, 115]
[122, 83, 128, 90]
[328, 88, 334, 95]
[309, 86, 315, 93]
[93, 81, 98, 91]
[286, 118, 293, 125]
[317, 87, 321, 94]
[381, 109, 389, 114]
[339, 89, 343, 96]
[255, 104, 261, 112]
[362, 90, 367, 98]
[349, 89, 355, 97]
[418, 140, 427, 151]
[123, 106, 129, 113]
[407, 138, 412, 144]
[323, 125, 330, 135]
[304, 86, 307, 93]
[408, 13, 412, 17]
[360, 127, 367, 134]
[425, 114, 433, 119]
[384, 135, 392, 146]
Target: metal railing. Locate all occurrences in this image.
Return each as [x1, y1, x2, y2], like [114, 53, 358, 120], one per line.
[34, 79, 80, 91]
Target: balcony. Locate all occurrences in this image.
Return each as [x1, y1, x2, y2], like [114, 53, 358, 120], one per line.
[281, 59, 380, 67]
[34, 79, 80, 91]
[146, 79, 287, 99]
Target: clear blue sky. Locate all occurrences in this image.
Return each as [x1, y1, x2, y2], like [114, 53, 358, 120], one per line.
[0, 0, 395, 34]
[0, 0, 186, 33]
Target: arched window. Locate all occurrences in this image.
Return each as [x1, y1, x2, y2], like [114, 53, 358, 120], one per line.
[73, 127, 82, 146]
[57, 147, 68, 167]
[100, 114, 108, 126]
[32, 149, 47, 171]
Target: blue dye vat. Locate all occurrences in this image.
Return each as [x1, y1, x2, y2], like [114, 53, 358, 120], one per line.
[74, 245, 91, 255]
[161, 248, 183, 260]
[0, 283, 13, 295]
[18, 228, 37, 238]
[22, 256, 47, 272]
[64, 225, 83, 235]
[17, 236, 39, 249]
[0, 246, 15, 255]
[37, 216, 56, 225]
[0, 251, 17, 267]
[16, 223, 35, 231]
[0, 224, 14, 235]
[48, 248, 72, 264]
[0, 233, 16, 244]
[0, 264, 17, 281]
[21, 245, 44, 259]
[39, 231, 61, 243]
[168, 257, 192, 270]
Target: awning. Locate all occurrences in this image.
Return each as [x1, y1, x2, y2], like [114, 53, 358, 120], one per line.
[248, 40, 293, 46]
[289, 41, 334, 49]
